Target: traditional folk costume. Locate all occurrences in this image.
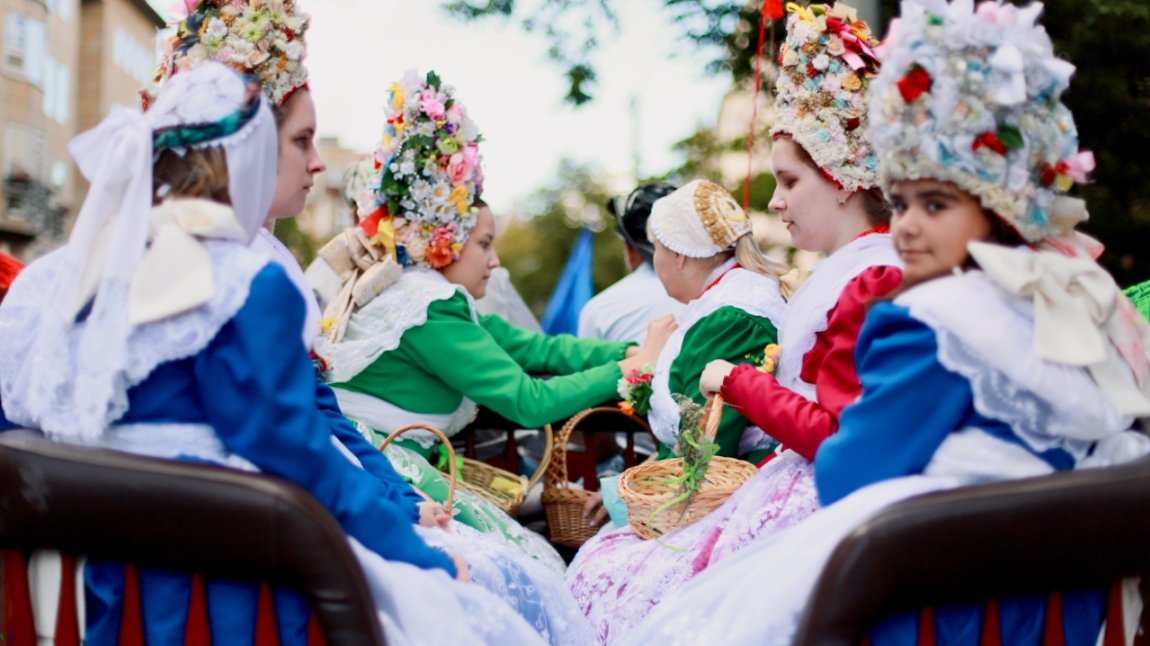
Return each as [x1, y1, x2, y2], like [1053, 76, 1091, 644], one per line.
[622, 3, 1150, 644]
[310, 71, 627, 586]
[566, 180, 788, 642]
[566, 8, 890, 642]
[0, 63, 569, 646]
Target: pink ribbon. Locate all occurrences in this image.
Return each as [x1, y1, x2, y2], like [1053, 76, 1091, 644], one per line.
[1061, 151, 1095, 184]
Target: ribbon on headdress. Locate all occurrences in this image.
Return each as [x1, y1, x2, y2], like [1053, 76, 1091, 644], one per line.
[129, 199, 249, 324]
[969, 242, 1150, 417]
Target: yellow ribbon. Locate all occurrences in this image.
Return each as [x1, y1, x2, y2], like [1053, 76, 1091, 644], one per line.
[787, 2, 817, 24]
[372, 215, 398, 261]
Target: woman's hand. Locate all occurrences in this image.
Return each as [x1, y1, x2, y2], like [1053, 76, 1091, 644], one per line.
[418, 501, 451, 529]
[620, 314, 677, 373]
[447, 550, 471, 582]
[582, 491, 609, 527]
[699, 359, 737, 396]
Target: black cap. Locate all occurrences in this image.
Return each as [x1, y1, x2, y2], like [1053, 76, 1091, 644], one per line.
[607, 182, 676, 264]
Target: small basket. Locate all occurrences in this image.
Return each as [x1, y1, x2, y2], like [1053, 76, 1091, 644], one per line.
[542, 407, 652, 549]
[618, 395, 757, 540]
[380, 423, 458, 514]
[451, 424, 553, 518]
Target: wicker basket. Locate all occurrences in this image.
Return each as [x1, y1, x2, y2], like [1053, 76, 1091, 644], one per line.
[542, 407, 652, 549]
[450, 424, 553, 518]
[618, 395, 757, 540]
[380, 423, 457, 514]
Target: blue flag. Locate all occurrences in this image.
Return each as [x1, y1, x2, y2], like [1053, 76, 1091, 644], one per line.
[541, 228, 594, 336]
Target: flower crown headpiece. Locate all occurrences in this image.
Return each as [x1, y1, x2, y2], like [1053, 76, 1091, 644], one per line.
[869, 0, 1094, 243]
[353, 70, 484, 270]
[770, 2, 882, 193]
[153, 0, 309, 107]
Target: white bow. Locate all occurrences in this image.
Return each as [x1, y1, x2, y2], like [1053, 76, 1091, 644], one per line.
[970, 242, 1150, 417]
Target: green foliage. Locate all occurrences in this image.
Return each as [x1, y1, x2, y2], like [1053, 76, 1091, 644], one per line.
[651, 393, 720, 519]
[496, 160, 628, 316]
[272, 217, 319, 268]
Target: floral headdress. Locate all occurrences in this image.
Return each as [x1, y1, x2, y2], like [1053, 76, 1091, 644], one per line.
[153, 0, 309, 107]
[770, 2, 882, 193]
[869, 0, 1095, 243]
[353, 70, 484, 270]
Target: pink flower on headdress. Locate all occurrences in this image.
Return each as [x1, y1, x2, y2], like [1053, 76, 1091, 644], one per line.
[447, 143, 480, 184]
[975, 2, 1017, 28]
[446, 103, 466, 125]
[425, 224, 457, 269]
[421, 88, 446, 121]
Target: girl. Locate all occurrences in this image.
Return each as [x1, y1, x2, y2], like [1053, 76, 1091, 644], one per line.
[623, 2, 1150, 644]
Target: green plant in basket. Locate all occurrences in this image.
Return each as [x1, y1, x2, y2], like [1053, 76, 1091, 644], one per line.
[652, 394, 720, 519]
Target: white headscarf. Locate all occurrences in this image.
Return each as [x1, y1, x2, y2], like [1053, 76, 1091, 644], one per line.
[0, 62, 278, 441]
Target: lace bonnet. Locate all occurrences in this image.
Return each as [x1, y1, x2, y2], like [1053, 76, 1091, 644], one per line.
[770, 2, 882, 193]
[648, 180, 753, 258]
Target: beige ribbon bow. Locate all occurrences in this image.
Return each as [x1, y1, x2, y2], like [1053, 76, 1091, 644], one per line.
[316, 227, 403, 343]
[128, 198, 248, 325]
[969, 241, 1150, 417]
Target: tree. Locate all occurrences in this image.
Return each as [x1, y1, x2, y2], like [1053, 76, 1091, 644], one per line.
[496, 159, 630, 316]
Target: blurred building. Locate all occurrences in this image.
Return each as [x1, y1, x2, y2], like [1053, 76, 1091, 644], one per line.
[0, 0, 162, 259]
[298, 136, 368, 243]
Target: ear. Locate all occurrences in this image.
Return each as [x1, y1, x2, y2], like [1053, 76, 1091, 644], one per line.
[675, 253, 688, 271]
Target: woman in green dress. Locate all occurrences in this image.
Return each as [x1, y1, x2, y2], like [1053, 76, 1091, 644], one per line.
[313, 70, 671, 567]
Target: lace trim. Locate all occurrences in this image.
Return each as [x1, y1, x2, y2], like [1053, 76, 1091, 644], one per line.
[0, 242, 267, 442]
[898, 273, 1132, 459]
[318, 269, 464, 384]
[649, 266, 788, 447]
[335, 387, 477, 444]
[776, 233, 901, 401]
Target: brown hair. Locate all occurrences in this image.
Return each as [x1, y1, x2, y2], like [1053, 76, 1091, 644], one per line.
[152, 146, 231, 205]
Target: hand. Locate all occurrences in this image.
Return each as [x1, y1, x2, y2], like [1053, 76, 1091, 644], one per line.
[699, 360, 737, 396]
[418, 501, 451, 530]
[582, 491, 608, 527]
[620, 315, 677, 373]
[447, 550, 471, 582]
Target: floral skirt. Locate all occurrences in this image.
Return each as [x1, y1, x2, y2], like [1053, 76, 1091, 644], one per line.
[355, 420, 565, 573]
[565, 450, 821, 644]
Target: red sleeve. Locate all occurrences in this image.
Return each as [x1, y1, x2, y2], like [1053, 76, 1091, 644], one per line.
[0, 253, 23, 304]
[720, 265, 903, 462]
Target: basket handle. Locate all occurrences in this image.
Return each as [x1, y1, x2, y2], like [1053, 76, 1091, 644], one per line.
[379, 424, 456, 515]
[524, 423, 554, 493]
[702, 394, 724, 443]
[545, 407, 653, 490]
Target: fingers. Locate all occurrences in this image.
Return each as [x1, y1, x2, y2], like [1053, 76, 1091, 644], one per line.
[582, 491, 603, 518]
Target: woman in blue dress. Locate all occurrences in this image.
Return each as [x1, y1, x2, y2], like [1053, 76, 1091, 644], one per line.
[621, 1, 1150, 644]
[0, 62, 561, 645]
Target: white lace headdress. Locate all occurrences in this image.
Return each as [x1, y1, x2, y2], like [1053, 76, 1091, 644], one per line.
[648, 180, 753, 258]
[0, 62, 278, 441]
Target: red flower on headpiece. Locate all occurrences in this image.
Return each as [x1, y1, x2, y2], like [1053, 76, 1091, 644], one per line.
[972, 132, 1007, 156]
[897, 66, 932, 103]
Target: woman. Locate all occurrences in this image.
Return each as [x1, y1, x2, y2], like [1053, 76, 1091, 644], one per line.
[566, 7, 887, 642]
[565, 178, 789, 642]
[0, 62, 557, 645]
[312, 69, 672, 568]
[623, 2, 1150, 643]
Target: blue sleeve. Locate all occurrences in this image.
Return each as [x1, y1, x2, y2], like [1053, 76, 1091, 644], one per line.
[195, 265, 455, 576]
[814, 302, 975, 506]
[315, 381, 423, 523]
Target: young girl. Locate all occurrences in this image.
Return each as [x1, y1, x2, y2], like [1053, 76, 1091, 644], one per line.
[623, 2, 1150, 644]
[566, 6, 888, 642]
[313, 70, 671, 569]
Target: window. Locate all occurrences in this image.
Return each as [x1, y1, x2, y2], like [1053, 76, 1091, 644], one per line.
[4, 14, 46, 85]
[41, 57, 70, 125]
[113, 28, 156, 87]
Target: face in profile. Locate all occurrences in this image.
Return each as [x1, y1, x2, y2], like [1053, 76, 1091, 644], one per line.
[442, 206, 500, 299]
[267, 90, 326, 221]
[889, 179, 994, 285]
[767, 137, 845, 254]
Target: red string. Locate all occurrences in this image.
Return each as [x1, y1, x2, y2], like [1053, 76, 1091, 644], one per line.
[743, 1, 773, 211]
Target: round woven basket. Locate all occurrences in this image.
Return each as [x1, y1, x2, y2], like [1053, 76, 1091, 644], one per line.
[542, 407, 652, 549]
[618, 395, 757, 540]
[451, 424, 553, 518]
[380, 423, 458, 514]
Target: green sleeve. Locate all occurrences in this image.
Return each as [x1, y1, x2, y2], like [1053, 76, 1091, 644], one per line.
[479, 312, 631, 374]
[399, 294, 624, 428]
[668, 306, 778, 459]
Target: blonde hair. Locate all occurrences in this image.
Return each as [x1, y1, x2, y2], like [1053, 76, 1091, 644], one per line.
[733, 235, 795, 298]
